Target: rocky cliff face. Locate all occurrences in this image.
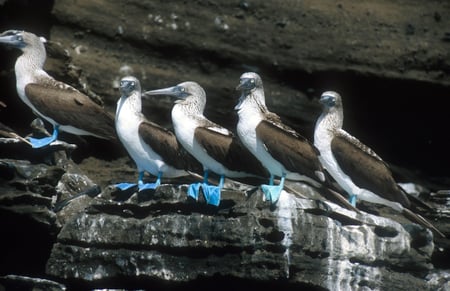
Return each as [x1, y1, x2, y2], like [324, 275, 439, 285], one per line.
[1, 0, 450, 290]
[1, 0, 450, 176]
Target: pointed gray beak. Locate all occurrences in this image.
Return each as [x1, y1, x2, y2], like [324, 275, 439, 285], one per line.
[0, 30, 25, 48]
[144, 85, 189, 99]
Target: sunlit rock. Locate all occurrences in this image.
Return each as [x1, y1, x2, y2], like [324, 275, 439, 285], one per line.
[47, 185, 437, 290]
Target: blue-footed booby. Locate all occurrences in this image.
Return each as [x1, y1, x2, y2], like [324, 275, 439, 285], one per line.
[0, 30, 116, 148]
[115, 76, 202, 191]
[314, 91, 444, 237]
[144, 81, 268, 206]
[235, 72, 326, 204]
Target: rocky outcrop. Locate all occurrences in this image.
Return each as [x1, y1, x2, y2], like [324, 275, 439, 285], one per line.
[46, 185, 437, 290]
[0, 141, 449, 290]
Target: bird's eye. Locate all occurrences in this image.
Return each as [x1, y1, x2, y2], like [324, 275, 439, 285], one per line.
[130, 81, 135, 87]
[324, 95, 336, 106]
[16, 35, 23, 41]
[250, 79, 255, 83]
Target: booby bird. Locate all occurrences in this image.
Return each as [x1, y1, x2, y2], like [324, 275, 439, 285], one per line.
[115, 76, 202, 191]
[314, 91, 444, 237]
[235, 72, 326, 204]
[144, 81, 268, 206]
[0, 30, 116, 148]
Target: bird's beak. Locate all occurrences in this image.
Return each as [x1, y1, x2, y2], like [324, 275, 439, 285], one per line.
[144, 85, 188, 99]
[0, 34, 17, 46]
[0, 30, 24, 48]
[234, 78, 254, 111]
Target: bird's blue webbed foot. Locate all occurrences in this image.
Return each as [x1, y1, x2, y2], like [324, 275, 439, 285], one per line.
[201, 175, 224, 206]
[261, 174, 285, 204]
[187, 171, 222, 206]
[261, 184, 283, 204]
[187, 182, 202, 200]
[188, 169, 209, 201]
[115, 171, 162, 191]
[201, 185, 221, 206]
[29, 125, 59, 148]
[138, 171, 162, 191]
[115, 182, 137, 191]
[349, 194, 357, 207]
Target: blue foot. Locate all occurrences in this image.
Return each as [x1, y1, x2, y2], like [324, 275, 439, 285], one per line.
[349, 194, 357, 207]
[187, 182, 202, 200]
[29, 125, 59, 148]
[137, 171, 161, 191]
[29, 135, 58, 148]
[201, 184, 221, 206]
[114, 182, 137, 191]
[138, 182, 159, 191]
[261, 174, 285, 204]
[261, 184, 283, 204]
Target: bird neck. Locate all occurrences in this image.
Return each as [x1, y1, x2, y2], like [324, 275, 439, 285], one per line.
[316, 107, 343, 134]
[238, 90, 267, 117]
[117, 93, 142, 116]
[129, 93, 142, 113]
[175, 97, 205, 116]
[252, 89, 267, 107]
[15, 43, 47, 77]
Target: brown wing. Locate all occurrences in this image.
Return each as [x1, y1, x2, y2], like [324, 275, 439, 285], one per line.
[194, 126, 269, 177]
[25, 82, 116, 140]
[256, 119, 323, 180]
[139, 121, 202, 173]
[331, 131, 410, 208]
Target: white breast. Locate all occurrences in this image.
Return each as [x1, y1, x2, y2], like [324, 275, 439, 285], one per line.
[314, 118, 360, 195]
[15, 65, 51, 121]
[236, 103, 287, 177]
[116, 97, 186, 178]
[171, 104, 197, 151]
[236, 104, 261, 152]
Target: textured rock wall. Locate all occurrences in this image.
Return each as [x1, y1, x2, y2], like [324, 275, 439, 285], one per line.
[2, 0, 449, 175]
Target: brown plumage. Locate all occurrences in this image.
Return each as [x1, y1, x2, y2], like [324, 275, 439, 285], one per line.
[25, 81, 116, 141]
[255, 119, 324, 183]
[145, 81, 269, 180]
[331, 131, 411, 208]
[138, 121, 202, 173]
[235, 71, 325, 184]
[0, 29, 117, 143]
[194, 126, 269, 178]
[315, 91, 444, 237]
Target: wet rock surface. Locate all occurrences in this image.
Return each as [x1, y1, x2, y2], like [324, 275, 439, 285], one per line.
[1, 0, 450, 290]
[1, 0, 450, 176]
[1, 144, 449, 290]
[47, 187, 436, 289]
